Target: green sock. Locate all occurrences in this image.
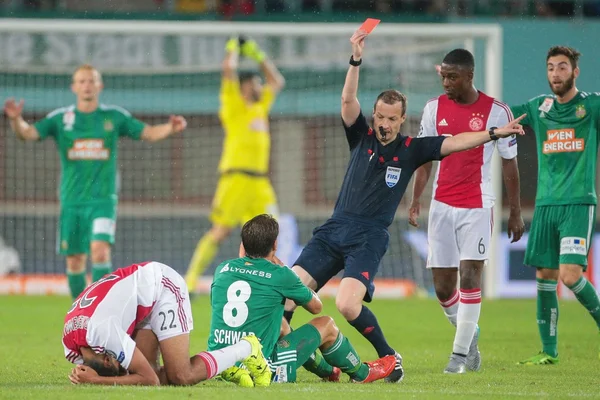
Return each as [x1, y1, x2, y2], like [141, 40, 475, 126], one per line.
[67, 271, 87, 300]
[567, 276, 600, 329]
[322, 332, 369, 381]
[537, 278, 559, 358]
[92, 262, 112, 282]
[302, 349, 334, 378]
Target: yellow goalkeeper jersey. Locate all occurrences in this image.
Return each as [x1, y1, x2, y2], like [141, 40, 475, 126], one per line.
[218, 78, 275, 174]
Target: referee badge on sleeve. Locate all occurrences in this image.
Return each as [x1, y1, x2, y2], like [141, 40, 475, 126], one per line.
[385, 166, 401, 188]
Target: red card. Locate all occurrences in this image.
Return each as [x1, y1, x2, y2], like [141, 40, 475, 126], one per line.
[359, 18, 381, 34]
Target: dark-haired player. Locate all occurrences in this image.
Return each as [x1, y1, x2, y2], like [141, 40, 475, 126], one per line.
[63, 261, 269, 386]
[511, 46, 600, 365]
[283, 28, 526, 383]
[409, 48, 524, 374]
[185, 36, 285, 292]
[208, 214, 396, 385]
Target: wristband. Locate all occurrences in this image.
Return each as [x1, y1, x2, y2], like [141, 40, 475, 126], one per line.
[489, 127, 499, 141]
[349, 55, 362, 66]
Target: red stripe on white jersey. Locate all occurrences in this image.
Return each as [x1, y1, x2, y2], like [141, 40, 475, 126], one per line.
[162, 276, 189, 332]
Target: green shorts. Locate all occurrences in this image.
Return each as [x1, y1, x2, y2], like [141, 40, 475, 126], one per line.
[57, 202, 117, 255]
[525, 204, 596, 270]
[270, 323, 321, 383]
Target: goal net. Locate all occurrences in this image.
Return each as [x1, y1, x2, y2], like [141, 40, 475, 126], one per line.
[0, 19, 502, 296]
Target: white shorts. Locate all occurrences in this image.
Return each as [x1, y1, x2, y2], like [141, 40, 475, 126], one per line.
[139, 265, 194, 341]
[426, 199, 493, 268]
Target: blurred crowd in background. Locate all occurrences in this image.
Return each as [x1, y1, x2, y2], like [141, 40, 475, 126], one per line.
[2, 0, 600, 18]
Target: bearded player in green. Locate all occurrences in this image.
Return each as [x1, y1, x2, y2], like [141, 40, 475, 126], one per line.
[4, 64, 187, 299]
[511, 47, 600, 365]
[208, 214, 396, 385]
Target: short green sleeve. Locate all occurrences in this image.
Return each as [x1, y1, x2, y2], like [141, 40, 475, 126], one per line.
[34, 114, 58, 140]
[278, 268, 313, 306]
[119, 112, 146, 140]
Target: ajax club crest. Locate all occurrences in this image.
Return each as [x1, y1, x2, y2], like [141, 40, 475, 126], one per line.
[469, 113, 485, 131]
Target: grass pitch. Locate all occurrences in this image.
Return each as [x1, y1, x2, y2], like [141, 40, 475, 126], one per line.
[1, 295, 598, 399]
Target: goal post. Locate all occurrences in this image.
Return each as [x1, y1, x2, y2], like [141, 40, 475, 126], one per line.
[0, 19, 503, 298]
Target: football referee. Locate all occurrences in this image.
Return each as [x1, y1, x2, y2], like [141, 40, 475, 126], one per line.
[283, 27, 525, 383]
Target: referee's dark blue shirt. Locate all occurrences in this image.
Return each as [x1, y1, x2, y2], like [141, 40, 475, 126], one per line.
[332, 111, 447, 228]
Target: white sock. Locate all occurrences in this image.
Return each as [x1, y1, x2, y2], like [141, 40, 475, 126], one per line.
[197, 340, 252, 379]
[453, 288, 481, 356]
[439, 289, 460, 327]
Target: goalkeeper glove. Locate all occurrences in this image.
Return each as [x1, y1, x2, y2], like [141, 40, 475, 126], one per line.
[225, 36, 240, 54]
[240, 38, 266, 63]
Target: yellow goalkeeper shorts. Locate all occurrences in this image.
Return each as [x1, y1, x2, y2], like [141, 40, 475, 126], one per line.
[210, 171, 278, 228]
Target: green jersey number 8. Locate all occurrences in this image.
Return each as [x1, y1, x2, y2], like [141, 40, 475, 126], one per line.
[223, 280, 252, 328]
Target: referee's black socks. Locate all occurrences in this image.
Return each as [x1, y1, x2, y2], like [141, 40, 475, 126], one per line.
[349, 305, 395, 357]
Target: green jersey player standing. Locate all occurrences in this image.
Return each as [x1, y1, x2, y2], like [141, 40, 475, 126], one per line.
[3, 64, 187, 299]
[208, 214, 396, 385]
[511, 47, 600, 365]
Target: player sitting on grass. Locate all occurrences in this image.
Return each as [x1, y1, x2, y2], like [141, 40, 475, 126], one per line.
[208, 214, 396, 385]
[64, 261, 270, 386]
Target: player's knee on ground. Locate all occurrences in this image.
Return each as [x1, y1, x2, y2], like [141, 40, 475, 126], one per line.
[166, 369, 198, 386]
[309, 315, 338, 346]
[559, 264, 583, 287]
[209, 225, 232, 243]
[536, 267, 560, 281]
[90, 241, 111, 264]
[66, 254, 86, 274]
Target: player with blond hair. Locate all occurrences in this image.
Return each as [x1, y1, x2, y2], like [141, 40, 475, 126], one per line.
[4, 64, 187, 299]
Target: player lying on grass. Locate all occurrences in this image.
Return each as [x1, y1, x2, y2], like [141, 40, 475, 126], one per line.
[283, 27, 527, 382]
[64, 261, 270, 386]
[208, 214, 396, 385]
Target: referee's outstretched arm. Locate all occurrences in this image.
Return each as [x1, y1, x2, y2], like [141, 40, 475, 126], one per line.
[341, 29, 369, 127]
[439, 114, 527, 157]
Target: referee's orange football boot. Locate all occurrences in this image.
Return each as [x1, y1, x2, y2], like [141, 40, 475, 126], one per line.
[352, 354, 396, 383]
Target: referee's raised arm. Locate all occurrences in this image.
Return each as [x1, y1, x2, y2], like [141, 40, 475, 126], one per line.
[341, 29, 368, 127]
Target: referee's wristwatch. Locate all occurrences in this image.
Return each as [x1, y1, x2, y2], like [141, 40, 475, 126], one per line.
[488, 127, 499, 141]
[349, 55, 362, 66]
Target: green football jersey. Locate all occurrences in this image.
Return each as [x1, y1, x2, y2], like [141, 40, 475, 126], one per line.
[208, 257, 313, 357]
[511, 92, 600, 206]
[34, 104, 145, 205]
